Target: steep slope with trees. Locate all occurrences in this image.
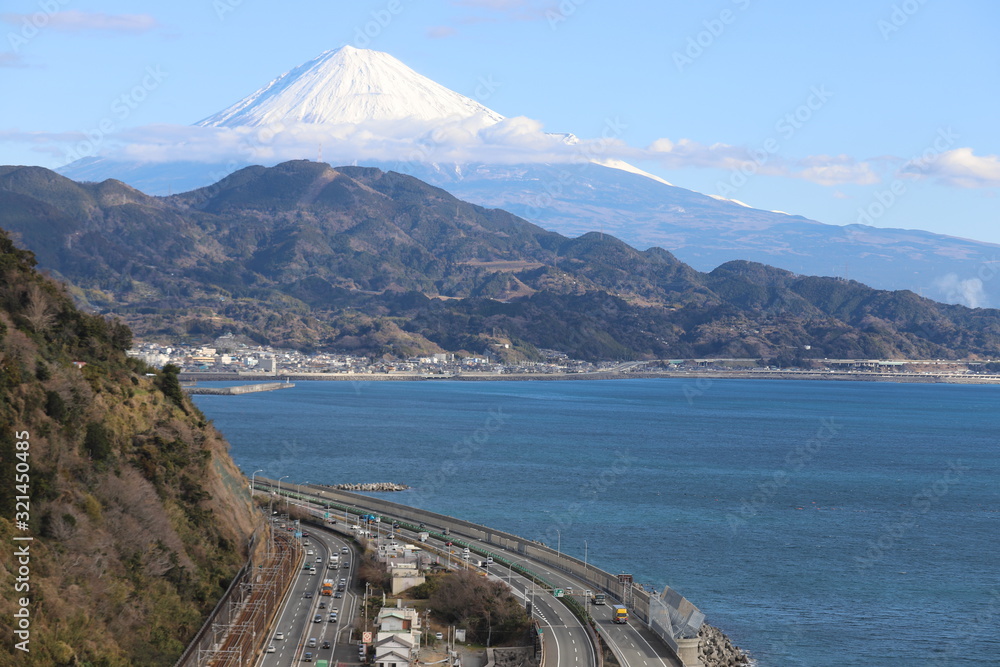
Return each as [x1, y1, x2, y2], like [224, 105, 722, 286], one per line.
[0, 230, 258, 665]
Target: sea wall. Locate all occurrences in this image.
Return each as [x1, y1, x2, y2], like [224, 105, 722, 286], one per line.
[184, 382, 295, 395]
[267, 480, 721, 667]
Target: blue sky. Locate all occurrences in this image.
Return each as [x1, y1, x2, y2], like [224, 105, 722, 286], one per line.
[2, 0, 998, 242]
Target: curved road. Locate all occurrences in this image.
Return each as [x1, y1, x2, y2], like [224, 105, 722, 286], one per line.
[268, 493, 598, 667]
[275, 483, 683, 667]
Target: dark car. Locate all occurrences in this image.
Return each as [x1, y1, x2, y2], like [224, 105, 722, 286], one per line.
[318, 601, 327, 609]
[334, 591, 343, 598]
[304, 591, 314, 598]
[313, 614, 322, 623]
[304, 652, 313, 662]
[322, 640, 332, 649]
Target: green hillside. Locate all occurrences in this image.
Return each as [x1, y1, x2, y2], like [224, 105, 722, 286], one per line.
[0, 230, 258, 665]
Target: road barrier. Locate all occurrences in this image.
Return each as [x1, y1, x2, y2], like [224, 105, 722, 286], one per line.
[258, 479, 704, 666]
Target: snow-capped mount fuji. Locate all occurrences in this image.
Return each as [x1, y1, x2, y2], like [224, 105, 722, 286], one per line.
[54, 46, 1000, 308]
[198, 45, 505, 127]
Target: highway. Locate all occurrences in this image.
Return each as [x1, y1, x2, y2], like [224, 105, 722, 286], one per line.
[256, 516, 360, 667]
[430, 540, 595, 667]
[269, 492, 598, 667]
[277, 483, 685, 667]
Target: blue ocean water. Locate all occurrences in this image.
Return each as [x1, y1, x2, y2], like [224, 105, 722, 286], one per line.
[192, 379, 1000, 666]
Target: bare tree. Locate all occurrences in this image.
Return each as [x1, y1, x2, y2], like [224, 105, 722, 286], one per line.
[23, 282, 56, 332]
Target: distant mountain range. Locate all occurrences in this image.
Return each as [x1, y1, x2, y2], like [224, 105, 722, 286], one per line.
[4, 161, 1000, 362]
[57, 46, 1000, 309]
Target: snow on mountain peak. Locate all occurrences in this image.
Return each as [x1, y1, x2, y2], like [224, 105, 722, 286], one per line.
[197, 45, 506, 128]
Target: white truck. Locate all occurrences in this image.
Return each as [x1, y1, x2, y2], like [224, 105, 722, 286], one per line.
[418, 532, 429, 542]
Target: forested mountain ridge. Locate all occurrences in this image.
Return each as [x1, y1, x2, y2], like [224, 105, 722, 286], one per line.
[3, 160, 1000, 362]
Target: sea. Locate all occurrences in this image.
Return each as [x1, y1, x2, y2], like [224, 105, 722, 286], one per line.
[191, 378, 1000, 666]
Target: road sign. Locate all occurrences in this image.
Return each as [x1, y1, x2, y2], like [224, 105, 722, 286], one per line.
[363, 632, 372, 643]
[554, 589, 564, 598]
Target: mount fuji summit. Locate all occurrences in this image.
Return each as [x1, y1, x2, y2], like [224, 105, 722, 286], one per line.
[197, 45, 505, 128]
[57, 46, 1000, 308]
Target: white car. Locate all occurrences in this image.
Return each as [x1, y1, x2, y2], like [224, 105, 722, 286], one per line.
[267, 645, 276, 653]
[274, 632, 284, 641]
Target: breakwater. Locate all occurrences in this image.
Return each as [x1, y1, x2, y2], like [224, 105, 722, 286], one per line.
[184, 382, 296, 395]
[325, 482, 410, 492]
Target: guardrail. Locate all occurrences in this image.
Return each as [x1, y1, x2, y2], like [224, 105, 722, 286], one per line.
[258, 479, 703, 667]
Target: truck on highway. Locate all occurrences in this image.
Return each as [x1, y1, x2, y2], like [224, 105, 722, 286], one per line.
[321, 579, 334, 596]
[592, 593, 606, 605]
[419, 532, 429, 542]
[613, 607, 628, 624]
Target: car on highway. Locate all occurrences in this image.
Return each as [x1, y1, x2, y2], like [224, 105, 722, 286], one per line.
[274, 632, 284, 641]
[304, 591, 314, 598]
[334, 591, 343, 598]
[341, 547, 349, 554]
[304, 652, 313, 662]
[319, 601, 327, 609]
[309, 567, 317, 575]
[308, 637, 317, 648]
[342, 561, 350, 568]
[316, 556, 323, 562]
[329, 612, 337, 622]
[322, 640, 332, 649]
[267, 645, 276, 653]
[313, 614, 323, 623]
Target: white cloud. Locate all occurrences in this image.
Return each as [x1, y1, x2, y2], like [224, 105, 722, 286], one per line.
[906, 147, 1000, 188]
[643, 140, 878, 185]
[0, 11, 159, 33]
[795, 155, 879, 186]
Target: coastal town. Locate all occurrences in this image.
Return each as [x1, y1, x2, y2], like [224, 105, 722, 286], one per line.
[127, 334, 1000, 382]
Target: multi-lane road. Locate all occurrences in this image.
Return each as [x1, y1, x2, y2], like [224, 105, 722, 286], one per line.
[388, 522, 679, 667]
[253, 482, 684, 667]
[256, 519, 360, 667]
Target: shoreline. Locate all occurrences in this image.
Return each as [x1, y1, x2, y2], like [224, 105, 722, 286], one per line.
[180, 369, 1000, 385]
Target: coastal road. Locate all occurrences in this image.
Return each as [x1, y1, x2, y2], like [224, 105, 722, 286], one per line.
[255, 518, 360, 667]
[273, 488, 597, 667]
[278, 483, 683, 667]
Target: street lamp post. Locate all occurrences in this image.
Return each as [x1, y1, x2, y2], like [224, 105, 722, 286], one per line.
[250, 469, 263, 494]
[278, 475, 289, 513]
[556, 529, 561, 559]
[584, 540, 588, 572]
